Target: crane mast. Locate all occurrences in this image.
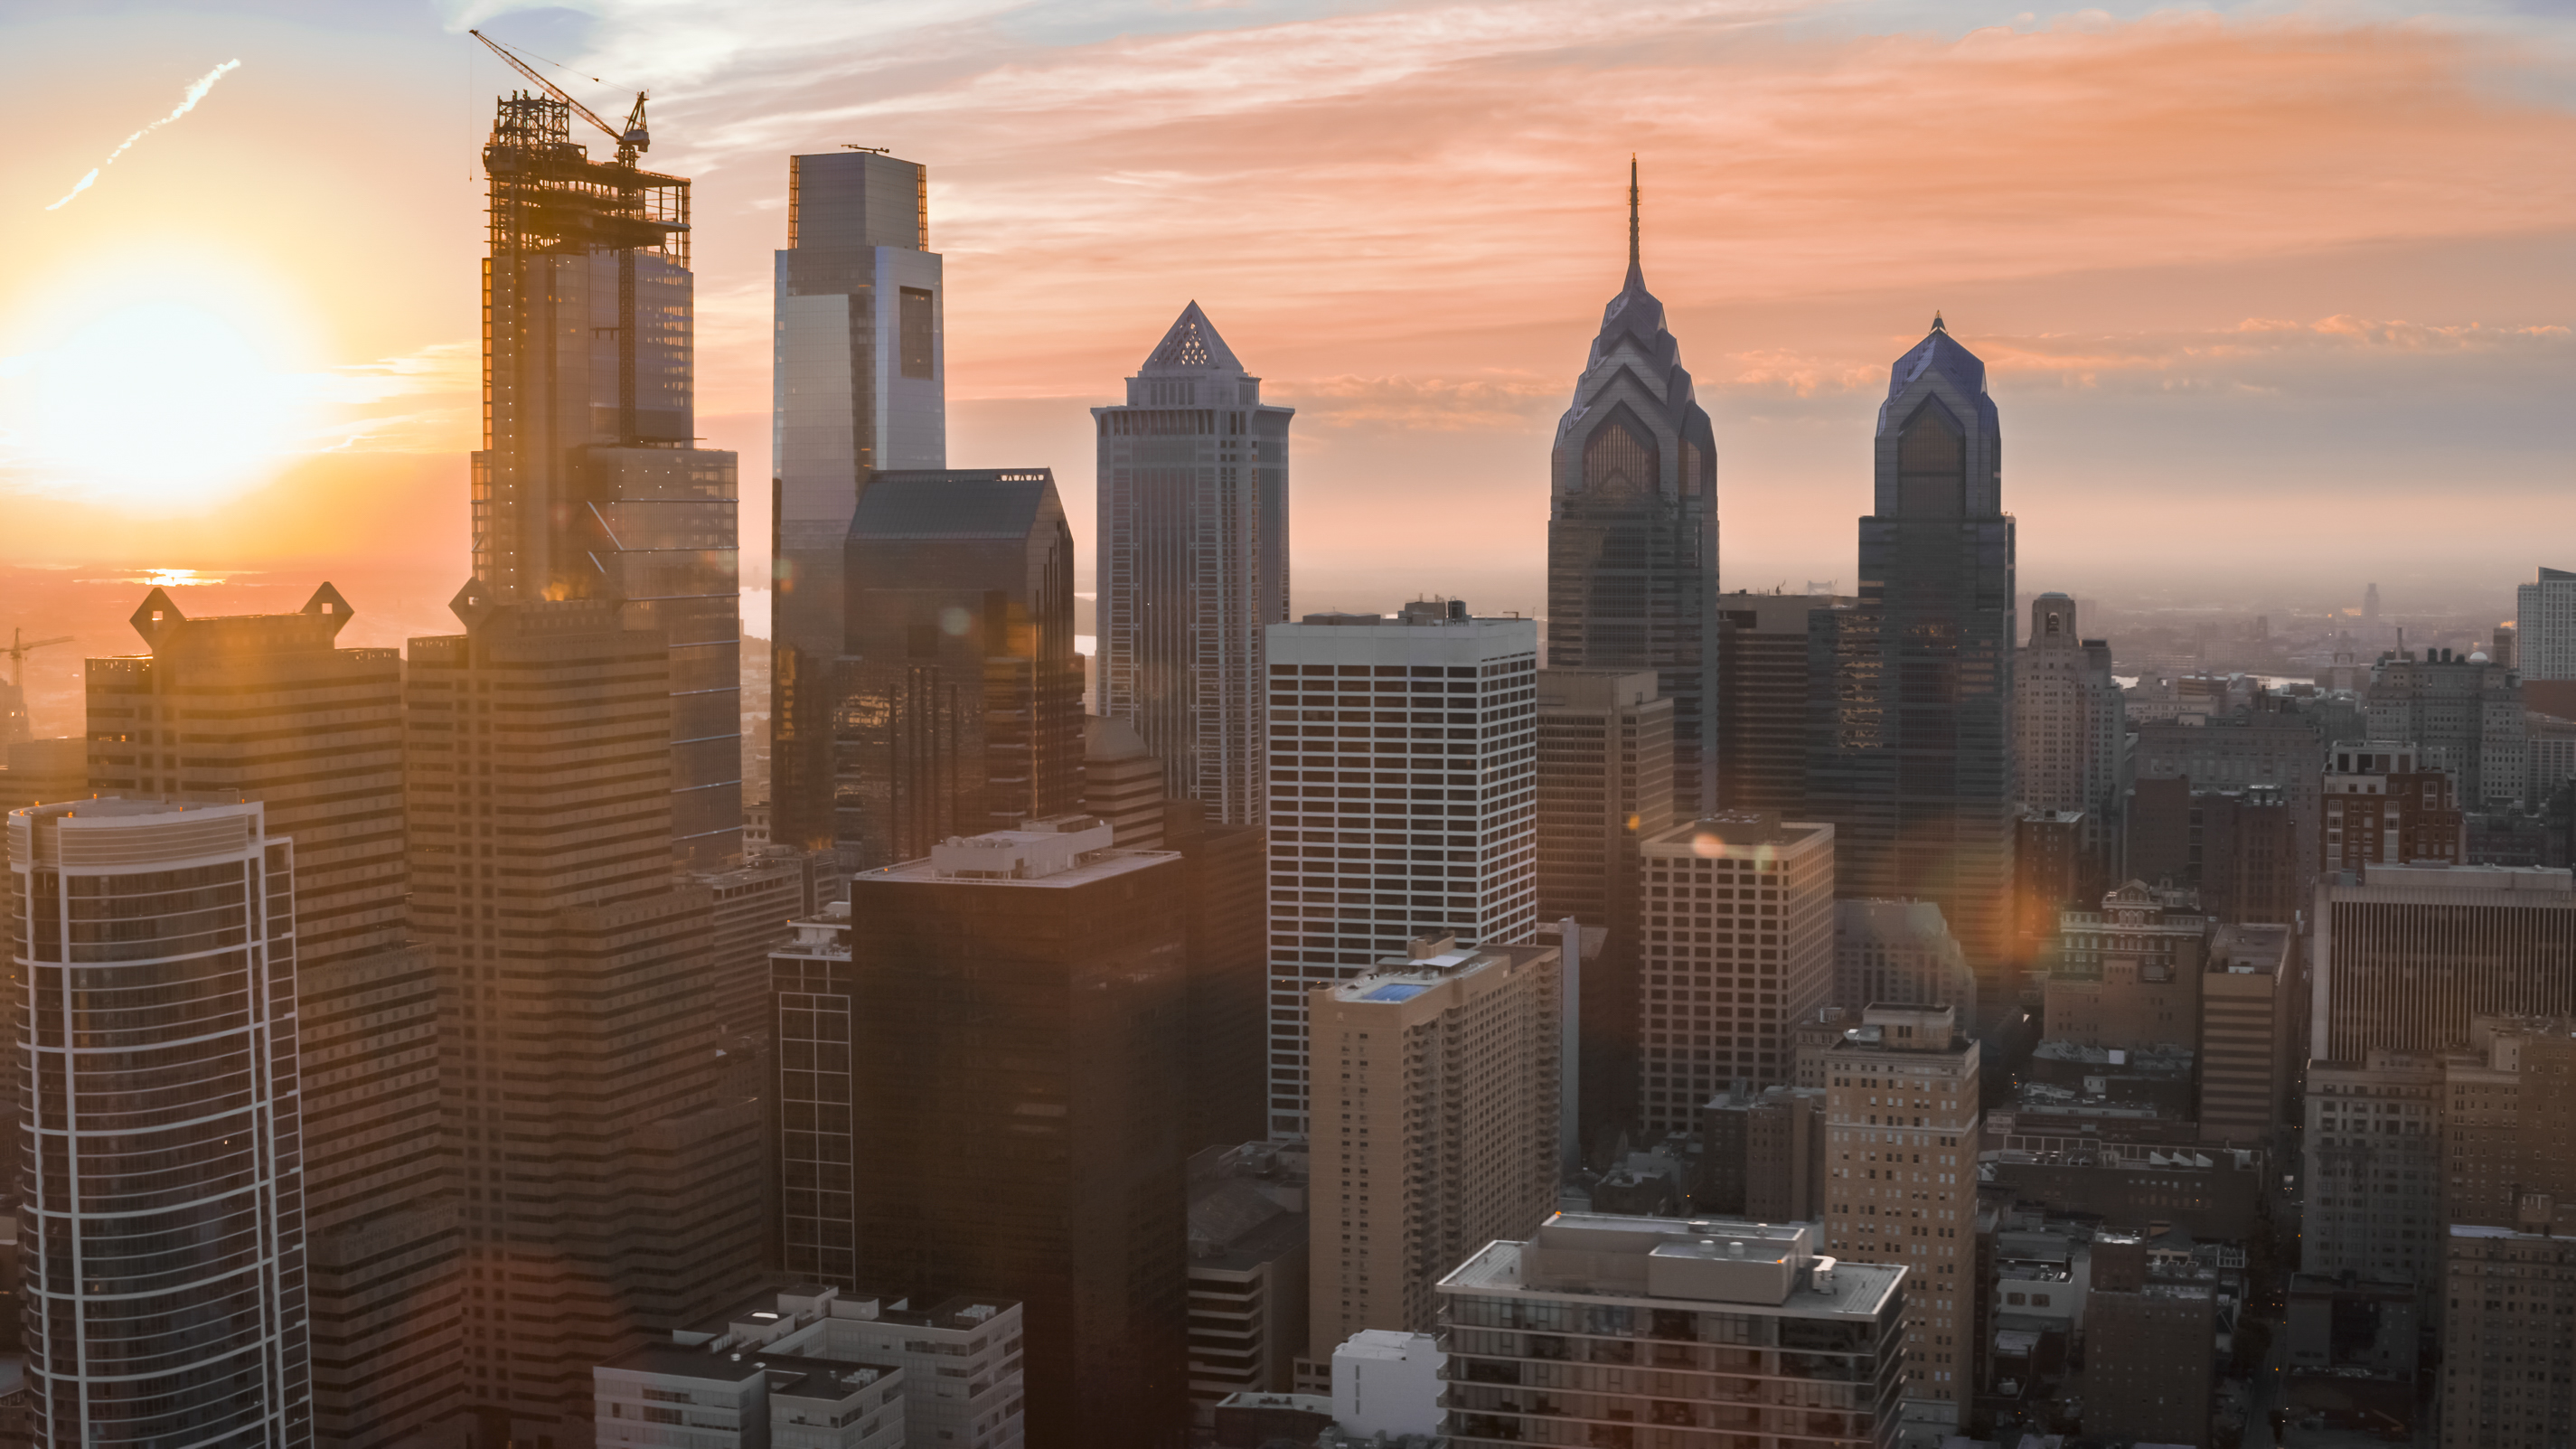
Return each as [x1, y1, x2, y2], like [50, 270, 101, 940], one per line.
[469, 29, 649, 165]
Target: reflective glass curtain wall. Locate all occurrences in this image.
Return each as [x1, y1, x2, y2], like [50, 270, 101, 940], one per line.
[773, 151, 946, 856]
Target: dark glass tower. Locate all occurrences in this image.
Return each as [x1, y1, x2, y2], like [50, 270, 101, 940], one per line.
[473, 93, 742, 864]
[834, 469, 1085, 868]
[1810, 318, 2018, 1001]
[772, 151, 945, 852]
[1546, 164, 1721, 814]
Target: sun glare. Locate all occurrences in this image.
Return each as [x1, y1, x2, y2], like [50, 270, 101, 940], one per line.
[21, 301, 309, 509]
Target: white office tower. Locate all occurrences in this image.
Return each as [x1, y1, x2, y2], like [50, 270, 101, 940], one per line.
[8, 798, 311, 1444]
[2519, 567, 2576, 681]
[1263, 603, 1538, 1137]
[1095, 303, 1294, 824]
[771, 150, 945, 853]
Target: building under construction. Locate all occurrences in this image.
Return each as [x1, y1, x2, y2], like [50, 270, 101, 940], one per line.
[472, 87, 743, 864]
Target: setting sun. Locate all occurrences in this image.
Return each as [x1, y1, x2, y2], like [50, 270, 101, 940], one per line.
[10, 296, 309, 509]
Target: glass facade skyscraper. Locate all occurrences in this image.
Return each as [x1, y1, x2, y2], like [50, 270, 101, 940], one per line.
[1545, 166, 1722, 816]
[1809, 320, 2018, 996]
[773, 150, 946, 854]
[1094, 303, 1293, 826]
[472, 94, 742, 864]
[9, 798, 312, 1444]
[834, 469, 1084, 869]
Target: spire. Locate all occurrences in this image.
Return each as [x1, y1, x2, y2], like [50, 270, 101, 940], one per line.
[1626, 155, 1642, 287]
[1931, 311, 1946, 334]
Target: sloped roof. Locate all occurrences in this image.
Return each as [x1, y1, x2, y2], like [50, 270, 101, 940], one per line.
[1139, 301, 1244, 374]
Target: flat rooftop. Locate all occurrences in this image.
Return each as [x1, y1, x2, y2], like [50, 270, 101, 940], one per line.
[1439, 1213, 1901, 1322]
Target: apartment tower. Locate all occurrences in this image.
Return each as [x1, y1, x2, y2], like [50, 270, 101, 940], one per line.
[1534, 666, 1675, 1145]
[83, 587, 457, 1439]
[1635, 811, 1836, 1136]
[833, 468, 1084, 868]
[771, 818, 1189, 1448]
[1262, 603, 1540, 1137]
[1438, 1215, 1906, 1449]
[1306, 937, 1562, 1361]
[475, 91, 741, 863]
[1823, 1003, 1980, 1424]
[2517, 566, 2576, 682]
[408, 590, 766, 1443]
[772, 149, 945, 851]
[1095, 303, 1293, 824]
[9, 799, 312, 1444]
[1810, 320, 2018, 998]
[1546, 165, 1722, 814]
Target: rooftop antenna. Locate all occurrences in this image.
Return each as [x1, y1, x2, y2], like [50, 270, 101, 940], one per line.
[1931, 312, 1947, 334]
[1627, 155, 1641, 280]
[841, 145, 891, 154]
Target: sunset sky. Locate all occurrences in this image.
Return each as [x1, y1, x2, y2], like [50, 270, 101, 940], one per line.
[5, 0, 2572, 658]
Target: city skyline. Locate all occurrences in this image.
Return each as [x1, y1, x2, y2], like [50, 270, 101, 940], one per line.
[3, 2, 2571, 619]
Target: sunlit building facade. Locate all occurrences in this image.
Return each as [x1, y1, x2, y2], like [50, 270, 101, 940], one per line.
[773, 150, 946, 852]
[473, 92, 741, 863]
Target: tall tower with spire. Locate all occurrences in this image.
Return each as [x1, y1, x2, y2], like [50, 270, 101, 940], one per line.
[1093, 303, 1293, 824]
[1809, 318, 2019, 1013]
[1547, 162, 1722, 813]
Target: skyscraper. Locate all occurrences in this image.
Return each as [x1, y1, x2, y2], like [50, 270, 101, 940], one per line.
[1095, 303, 1293, 824]
[2309, 862, 2576, 1059]
[1822, 1005, 1978, 1424]
[83, 586, 459, 1439]
[1810, 319, 2017, 997]
[1546, 165, 1721, 815]
[770, 817, 1189, 1448]
[1261, 602, 1540, 1137]
[1305, 936, 1561, 1360]
[1534, 666, 1674, 1144]
[1636, 812, 1837, 1135]
[408, 590, 766, 1442]
[10, 798, 312, 1444]
[1715, 590, 1850, 818]
[773, 150, 945, 852]
[2015, 592, 2125, 875]
[474, 91, 742, 864]
[2517, 566, 2576, 682]
[834, 468, 1084, 869]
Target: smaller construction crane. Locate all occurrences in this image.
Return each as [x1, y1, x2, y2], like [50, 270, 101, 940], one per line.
[470, 29, 650, 165]
[6, 629, 71, 692]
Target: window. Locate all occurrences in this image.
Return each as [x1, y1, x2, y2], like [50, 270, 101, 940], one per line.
[900, 287, 935, 379]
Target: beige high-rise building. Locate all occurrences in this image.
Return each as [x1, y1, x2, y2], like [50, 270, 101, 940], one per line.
[2014, 593, 2125, 872]
[84, 584, 458, 1443]
[1637, 810, 1836, 1136]
[408, 588, 765, 1445]
[1823, 1002, 1979, 1424]
[1305, 935, 1560, 1366]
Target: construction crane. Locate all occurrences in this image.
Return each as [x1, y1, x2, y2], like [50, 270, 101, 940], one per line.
[470, 29, 650, 165]
[6, 629, 71, 692]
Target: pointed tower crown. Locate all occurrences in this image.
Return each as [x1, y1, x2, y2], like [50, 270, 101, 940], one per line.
[1548, 158, 1716, 505]
[1140, 301, 1246, 374]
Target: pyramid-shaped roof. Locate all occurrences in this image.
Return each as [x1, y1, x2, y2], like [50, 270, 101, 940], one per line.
[1139, 301, 1245, 374]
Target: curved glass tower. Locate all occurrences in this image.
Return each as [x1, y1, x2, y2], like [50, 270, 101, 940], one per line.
[1545, 164, 1721, 814]
[8, 797, 310, 1445]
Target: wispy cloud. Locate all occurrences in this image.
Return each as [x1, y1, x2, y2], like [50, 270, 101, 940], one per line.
[44, 61, 242, 212]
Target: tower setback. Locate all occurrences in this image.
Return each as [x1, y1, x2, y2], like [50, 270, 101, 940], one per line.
[1545, 164, 1721, 816]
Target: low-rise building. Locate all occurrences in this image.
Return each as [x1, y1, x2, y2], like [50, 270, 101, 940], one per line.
[596, 1285, 1022, 1449]
[1437, 1213, 1906, 1449]
[1188, 1142, 1311, 1409]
